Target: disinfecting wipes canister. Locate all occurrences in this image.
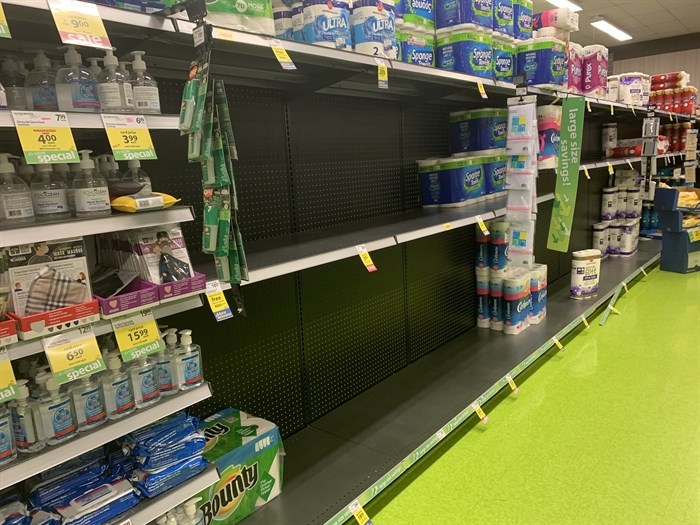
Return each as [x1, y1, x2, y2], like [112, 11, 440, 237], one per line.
[352, 0, 397, 58]
[570, 249, 601, 299]
[303, 0, 352, 48]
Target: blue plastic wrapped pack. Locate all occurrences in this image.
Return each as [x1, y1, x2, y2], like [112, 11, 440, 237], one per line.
[135, 432, 206, 472]
[0, 501, 29, 525]
[107, 445, 136, 479]
[28, 462, 109, 508]
[121, 411, 190, 446]
[56, 478, 140, 525]
[29, 510, 61, 525]
[132, 456, 208, 498]
[130, 417, 199, 452]
[35, 448, 105, 481]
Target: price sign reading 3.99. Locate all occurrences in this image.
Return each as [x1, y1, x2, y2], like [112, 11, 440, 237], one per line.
[101, 114, 157, 161]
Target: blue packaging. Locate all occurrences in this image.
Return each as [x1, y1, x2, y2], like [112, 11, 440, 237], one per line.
[122, 411, 190, 446]
[130, 416, 199, 450]
[512, 0, 532, 39]
[274, 7, 294, 40]
[437, 31, 493, 78]
[437, 0, 492, 29]
[56, 478, 139, 525]
[0, 501, 28, 525]
[132, 456, 208, 498]
[484, 155, 506, 196]
[292, 3, 305, 41]
[135, 433, 206, 472]
[36, 448, 105, 482]
[449, 108, 507, 154]
[418, 157, 484, 206]
[303, 0, 352, 49]
[29, 509, 61, 525]
[517, 38, 567, 86]
[398, 0, 434, 30]
[397, 31, 436, 66]
[351, 0, 397, 58]
[28, 463, 109, 508]
[492, 0, 513, 35]
[493, 38, 515, 82]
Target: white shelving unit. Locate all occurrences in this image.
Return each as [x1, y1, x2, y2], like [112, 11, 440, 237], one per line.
[0, 383, 212, 490]
[0, 110, 179, 130]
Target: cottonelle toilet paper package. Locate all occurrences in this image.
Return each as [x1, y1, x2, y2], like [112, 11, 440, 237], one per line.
[196, 408, 284, 525]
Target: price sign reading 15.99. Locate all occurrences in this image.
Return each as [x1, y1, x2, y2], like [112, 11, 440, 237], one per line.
[111, 309, 164, 362]
[101, 114, 157, 161]
[48, 0, 112, 50]
[42, 326, 106, 385]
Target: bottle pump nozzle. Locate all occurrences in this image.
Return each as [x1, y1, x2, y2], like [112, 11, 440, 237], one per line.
[178, 330, 193, 346]
[130, 51, 148, 72]
[79, 149, 94, 170]
[59, 45, 82, 66]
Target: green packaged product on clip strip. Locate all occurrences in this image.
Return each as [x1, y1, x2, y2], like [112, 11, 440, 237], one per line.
[214, 80, 238, 161]
[212, 117, 231, 187]
[202, 203, 219, 253]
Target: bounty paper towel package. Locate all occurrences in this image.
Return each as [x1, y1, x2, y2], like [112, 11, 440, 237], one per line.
[196, 408, 284, 525]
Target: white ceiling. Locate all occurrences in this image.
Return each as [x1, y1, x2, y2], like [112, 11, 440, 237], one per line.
[533, 0, 700, 47]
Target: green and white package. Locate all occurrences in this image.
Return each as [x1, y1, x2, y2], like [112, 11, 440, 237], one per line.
[197, 408, 284, 525]
[205, 0, 274, 36]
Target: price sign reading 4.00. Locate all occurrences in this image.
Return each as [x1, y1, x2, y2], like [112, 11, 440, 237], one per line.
[12, 111, 79, 164]
[112, 308, 164, 362]
[48, 0, 112, 50]
[42, 325, 106, 385]
[101, 114, 157, 161]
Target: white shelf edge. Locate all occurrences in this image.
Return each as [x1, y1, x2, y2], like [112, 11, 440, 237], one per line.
[7, 295, 203, 361]
[0, 207, 195, 248]
[0, 383, 213, 490]
[393, 209, 497, 245]
[109, 465, 220, 525]
[0, 110, 179, 130]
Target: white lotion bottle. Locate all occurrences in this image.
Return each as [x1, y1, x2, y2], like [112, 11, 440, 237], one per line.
[97, 48, 134, 113]
[25, 50, 58, 111]
[71, 376, 107, 430]
[73, 149, 111, 217]
[129, 356, 161, 409]
[39, 378, 78, 445]
[0, 401, 17, 465]
[11, 379, 46, 453]
[176, 330, 203, 390]
[55, 45, 100, 113]
[30, 164, 70, 221]
[0, 153, 35, 226]
[130, 51, 160, 114]
[102, 356, 136, 420]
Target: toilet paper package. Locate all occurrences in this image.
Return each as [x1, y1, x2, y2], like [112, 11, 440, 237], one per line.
[303, 0, 352, 49]
[291, 2, 304, 40]
[475, 229, 490, 268]
[492, 0, 514, 36]
[566, 41, 583, 94]
[396, 0, 434, 31]
[489, 219, 509, 270]
[436, 0, 493, 29]
[503, 268, 531, 335]
[532, 8, 578, 31]
[449, 108, 507, 154]
[582, 44, 608, 98]
[397, 31, 436, 66]
[536, 105, 561, 169]
[273, 5, 293, 39]
[592, 222, 609, 258]
[570, 249, 601, 300]
[619, 219, 639, 257]
[493, 37, 515, 82]
[489, 270, 505, 330]
[626, 188, 641, 218]
[618, 72, 648, 106]
[534, 26, 569, 40]
[608, 220, 621, 257]
[616, 188, 628, 219]
[195, 408, 284, 525]
[512, 0, 532, 40]
[437, 30, 493, 78]
[529, 263, 547, 324]
[205, 0, 274, 35]
[476, 267, 491, 328]
[517, 37, 567, 87]
[351, 0, 397, 58]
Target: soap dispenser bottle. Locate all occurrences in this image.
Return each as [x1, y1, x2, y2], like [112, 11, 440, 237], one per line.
[98, 48, 134, 113]
[1, 55, 28, 109]
[156, 329, 178, 396]
[0, 400, 17, 465]
[25, 50, 58, 111]
[129, 355, 161, 409]
[97, 154, 120, 182]
[10, 379, 46, 453]
[130, 51, 160, 114]
[55, 45, 100, 113]
[124, 159, 152, 194]
[87, 57, 102, 79]
[0, 153, 35, 226]
[39, 377, 78, 445]
[102, 356, 136, 420]
[73, 149, 111, 217]
[180, 498, 204, 525]
[176, 330, 203, 390]
[16, 158, 35, 186]
[30, 369, 52, 400]
[30, 164, 70, 221]
[71, 376, 107, 431]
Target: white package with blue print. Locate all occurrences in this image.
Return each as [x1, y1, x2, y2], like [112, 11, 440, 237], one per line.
[0, 501, 28, 525]
[351, 0, 397, 59]
[56, 478, 140, 525]
[303, 0, 352, 49]
[132, 455, 208, 498]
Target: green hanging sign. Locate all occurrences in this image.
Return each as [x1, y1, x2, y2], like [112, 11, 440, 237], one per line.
[547, 96, 585, 252]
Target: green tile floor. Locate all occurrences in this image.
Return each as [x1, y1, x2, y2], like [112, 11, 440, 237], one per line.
[365, 268, 700, 524]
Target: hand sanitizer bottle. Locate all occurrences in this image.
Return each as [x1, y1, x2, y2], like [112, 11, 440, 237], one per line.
[16, 158, 35, 186]
[71, 376, 107, 430]
[98, 48, 134, 113]
[102, 357, 136, 420]
[180, 498, 205, 525]
[87, 57, 102, 79]
[130, 51, 160, 114]
[176, 330, 203, 390]
[73, 149, 111, 217]
[25, 50, 58, 111]
[0, 401, 17, 465]
[1, 55, 28, 110]
[39, 378, 78, 445]
[156, 329, 177, 396]
[30, 369, 52, 399]
[30, 164, 70, 221]
[97, 154, 121, 182]
[55, 45, 100, 113]
[0, 153, 35, 226]
[129, 356, 161, 409]
[124, 159, 152, 194]
[11, 379, 46, 453]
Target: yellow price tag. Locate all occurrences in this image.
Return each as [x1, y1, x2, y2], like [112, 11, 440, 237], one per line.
[552, 336, 563, 350]
[112, 309, 164, 362]
[0, 3, 11, 39]
[471, 402, 488, 423]
[270, 39, 296, 70]
[583, 166, 590, 179]
[607, 162, 614, 175]
[505, 374, 519, 394]
[0, 348, 18, 403]
[586, 100, 591, 112]
[12, 111, 79, 164]
[581, 315, 589, 329]
[477, 80, 488, 99]
[622, 282, 629, 293]
[42, 325, 106, 384]
[205, 281, 234, 322]
[640, 267, 648, 277]
[475, 215, 490, 236]
[688, 228, 700, 242]
[356, 244, 377, 272]
[608, 304, 621, 315]
[348, 500, 372, 525]
[375, 58, 388, 89]
[550, 96, 560, 105]
[212, 27, 236, 42]
[626, 159, 634, 169]
[444, 222, 452, 230]
[101, 114, 157, 161]
[48, 0, 112, 49]
[610, 103, 614, 115]
[631, 106, 636, 116]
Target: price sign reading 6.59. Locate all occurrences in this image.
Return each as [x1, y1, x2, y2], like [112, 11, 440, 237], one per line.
[101, 114, 157, 161]
[42, 326, 106, 384]
[112, 308, 164, 362]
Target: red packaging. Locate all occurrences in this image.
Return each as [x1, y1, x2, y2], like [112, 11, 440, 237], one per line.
[648, 91, 659, 107]
[672, 88, 683, 113]
[651, 81, 683, 91]
[651, 71, 685, 84]
[669, 124, 681, 152]
[662, 89, 674, 111]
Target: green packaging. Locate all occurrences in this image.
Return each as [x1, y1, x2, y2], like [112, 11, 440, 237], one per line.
[202, 203, 219, 253]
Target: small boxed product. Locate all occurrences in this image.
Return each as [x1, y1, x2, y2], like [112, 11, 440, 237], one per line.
[91, 268, 160, 319]
[195, 408, 284, 525]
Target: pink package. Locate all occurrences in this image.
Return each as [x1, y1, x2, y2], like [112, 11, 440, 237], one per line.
[566, 42, 583, 94]
[582, 44, 608, 98]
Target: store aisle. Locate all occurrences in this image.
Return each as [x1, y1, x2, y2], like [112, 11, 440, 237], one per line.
[366, 269, 700, 524]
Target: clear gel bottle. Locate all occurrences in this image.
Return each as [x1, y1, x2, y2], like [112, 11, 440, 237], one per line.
[124, 159, 152, 195]
[98, 48, 134, 113]
[129, 356, 161, 409]
[10, 379, 46, 453]
[39, 377, 78, 446]
[176, 330, 203, 390]
[71, 376, 107, 431]
[98, 154, 121, 182]
[156, 329, 178, 396]
[102, 357, 136, 420]
[1, 55, 28, 110]
[0, 153, 35, 227]
[55, 45, 100, 113]
[0, 401, 17, 465]
[25, 50, 58, 111]
[73, 149, 111, 217]
[30, 369, 52, 400]
[130, 51, 160, 114]
[30, 164, 70, 221]
[87, 57, 102, 79]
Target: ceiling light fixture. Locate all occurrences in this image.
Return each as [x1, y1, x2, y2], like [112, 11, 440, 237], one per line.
[590, 17, 633, 41]
[545, 0, 582, 12]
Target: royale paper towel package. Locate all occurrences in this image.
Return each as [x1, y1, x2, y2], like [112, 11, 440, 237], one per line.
[196, 408, 284, 525]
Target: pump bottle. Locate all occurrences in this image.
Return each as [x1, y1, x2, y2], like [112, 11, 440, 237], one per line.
[87, 57, 102, 79]
[180, 498, 204, 525]
[0, 153, 35, 226]
[97, 154, 121, 182]
[10, 379, 46, 453]
[1, 56, 28, 110]
[0, 401, 17, 465]
[30, 369, 52, 400]
[129, 355, 161, 409]
[73, 149, 111, 217]
[176, 330, 203, 390]
[156, 329, 177, 396]
[25, 50, 58, 111]
[102, 357, 136, 420]
[16, 158, 35, 186]
[130, 51, 160, 114]
[124, 159, 152, 194]
[30, 164, 70, 221]
[98, 48, 134, 113]
[55, 45, 100, 113]
[39, 378, 78, 445]
[71, 376, 107, 430]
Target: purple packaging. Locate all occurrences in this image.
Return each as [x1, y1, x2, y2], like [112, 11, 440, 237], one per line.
[567, 42, 583, 94]
[158, 272, 206, 302]
[95, 279, 160, 319]
[582, 44, 608, 98]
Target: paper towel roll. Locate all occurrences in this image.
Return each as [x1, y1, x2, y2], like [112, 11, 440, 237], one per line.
[536, 105, 561, 170]
[351, 0, 397, 59]
[273, 5, 293, 40]
[532, 8, 578, 31]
